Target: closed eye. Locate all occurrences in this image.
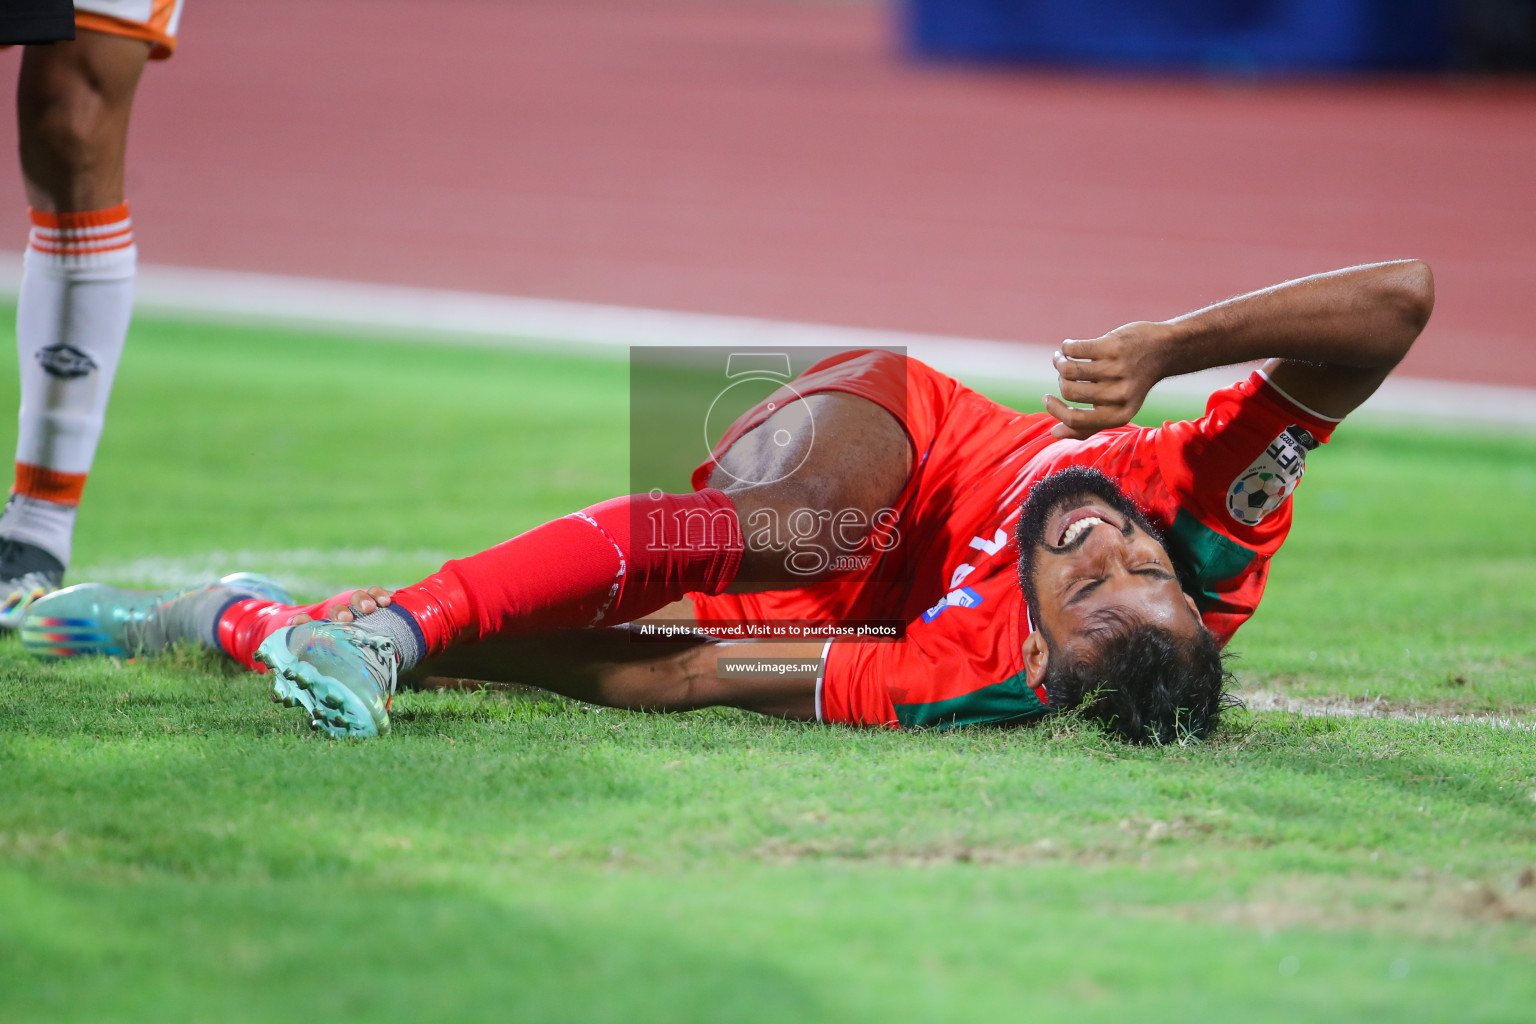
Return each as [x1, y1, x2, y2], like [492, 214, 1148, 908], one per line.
[1066, 578, 1104, 606]
[1066, 566, 1174, 605]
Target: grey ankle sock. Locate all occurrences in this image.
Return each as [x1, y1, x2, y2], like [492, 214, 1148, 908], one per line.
[193, 587, 259, 648]
[125, 583, 270, 655]
[352, 605, 426, 671]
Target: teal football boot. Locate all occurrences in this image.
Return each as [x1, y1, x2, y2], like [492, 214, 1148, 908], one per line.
[257, 622, 398, 739]
[20, 572, 292, 660]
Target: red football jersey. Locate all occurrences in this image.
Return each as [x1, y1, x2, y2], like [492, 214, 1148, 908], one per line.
[690, 351, 1340, 728]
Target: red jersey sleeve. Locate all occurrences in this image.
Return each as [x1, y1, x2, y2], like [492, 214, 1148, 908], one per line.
[1149, 369, 1342, 641]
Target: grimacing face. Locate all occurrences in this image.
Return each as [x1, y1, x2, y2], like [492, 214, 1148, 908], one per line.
[1016, 467, 1204, 685]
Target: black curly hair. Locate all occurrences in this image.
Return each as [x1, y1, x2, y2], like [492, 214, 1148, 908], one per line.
[1039, 618, 1237, 744]
[1016, 466, 1237, 744]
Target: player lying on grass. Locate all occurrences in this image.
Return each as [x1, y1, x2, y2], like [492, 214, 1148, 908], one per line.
[22, 261, 1434, 742]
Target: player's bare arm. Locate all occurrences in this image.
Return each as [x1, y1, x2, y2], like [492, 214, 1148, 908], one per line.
[405, 631, 826, 721]
[305, 589, 823, 719]
[1045, 260, 1435, 439]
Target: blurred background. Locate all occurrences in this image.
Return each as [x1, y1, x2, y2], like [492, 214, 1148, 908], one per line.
[1, 0, 1533, 389]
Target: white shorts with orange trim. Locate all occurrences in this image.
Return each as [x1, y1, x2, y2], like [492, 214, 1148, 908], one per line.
[74, 0, 184, 60]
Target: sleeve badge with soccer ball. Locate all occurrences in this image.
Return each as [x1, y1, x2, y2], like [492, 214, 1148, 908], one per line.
[1226, 425, 1320, 526]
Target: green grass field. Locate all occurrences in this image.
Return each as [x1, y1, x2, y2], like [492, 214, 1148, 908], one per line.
[2, 310, 1534, 1022]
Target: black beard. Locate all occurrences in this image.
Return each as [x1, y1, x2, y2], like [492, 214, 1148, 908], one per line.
[1014, 466, 1165, 630]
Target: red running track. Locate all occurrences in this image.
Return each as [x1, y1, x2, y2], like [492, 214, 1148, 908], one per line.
[2, 0, 1534, 386]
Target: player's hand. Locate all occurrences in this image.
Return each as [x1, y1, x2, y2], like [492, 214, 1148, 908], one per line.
[289, 586, 395, 625]
[1043, 321, 1173, 440]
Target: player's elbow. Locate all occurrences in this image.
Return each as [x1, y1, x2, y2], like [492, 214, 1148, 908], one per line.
[1390, 259, 1436, 337]
[1364, 259, 1434, 370]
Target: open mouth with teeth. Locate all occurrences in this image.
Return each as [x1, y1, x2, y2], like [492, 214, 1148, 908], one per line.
[1048, 502, 1125, 550]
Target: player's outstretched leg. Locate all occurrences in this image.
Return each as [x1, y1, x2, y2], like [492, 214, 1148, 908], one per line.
[254, 487, 750, 738]
[20, 573, 293, 659]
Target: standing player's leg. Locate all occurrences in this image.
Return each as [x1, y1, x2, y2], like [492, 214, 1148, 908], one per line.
[0, 29, 151, 626]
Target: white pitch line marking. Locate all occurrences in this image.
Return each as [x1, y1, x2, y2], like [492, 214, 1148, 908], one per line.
[70, 547, 452, 596]
[1241, 690, 1536, 732]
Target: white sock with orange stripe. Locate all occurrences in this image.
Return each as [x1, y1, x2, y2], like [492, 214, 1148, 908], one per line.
[0, 204, 136, 570]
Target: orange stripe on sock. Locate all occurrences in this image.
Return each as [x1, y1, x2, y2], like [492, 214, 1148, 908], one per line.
[28, 204, 131, 231]
[28, 237, 136, 257]
[13, 464, 87, 506]
[31, 224, 134, 243]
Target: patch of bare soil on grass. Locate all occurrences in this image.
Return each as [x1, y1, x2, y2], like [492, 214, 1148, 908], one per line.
[1157, 866, 1536, 942]
[750, 836, 1536, 941]
[751, 814, 1236, 867]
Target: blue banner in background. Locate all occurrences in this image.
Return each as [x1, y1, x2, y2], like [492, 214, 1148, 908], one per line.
[905, 0, 1451, 73]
